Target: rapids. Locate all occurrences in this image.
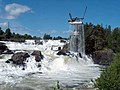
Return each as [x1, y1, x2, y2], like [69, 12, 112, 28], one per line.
[0, 40, 100, 90]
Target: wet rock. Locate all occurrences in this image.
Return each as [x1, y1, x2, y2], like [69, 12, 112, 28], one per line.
[8, 52, 30, 65]
[57, 50, 67, 55]
[22, 67, 25, 70]
[58, 47, 61, 50]
[35, 55, 42, 62]
[31, 50, 44, 62]
[57, 43, 69, 56]
[60, 39, 66, 43]
[2, 50, 14, 54]
[35, 40, 43, 45]
[37, 64, 41, 68]
[62, 43, 69, 52]
[31, 51, 43, 58]
[78, 53, 82, 58]
[0, 42, 14, 54]
[5, 60, 10, 63]
[0, 42, 8, 54]
[92, 49, 115, 65]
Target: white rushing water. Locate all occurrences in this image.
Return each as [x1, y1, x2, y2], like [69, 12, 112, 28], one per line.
[0, 40, 100, 90]
[69, 24, 85, 55]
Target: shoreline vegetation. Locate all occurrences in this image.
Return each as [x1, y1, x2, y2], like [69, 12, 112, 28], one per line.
[95, 53, 120, 90]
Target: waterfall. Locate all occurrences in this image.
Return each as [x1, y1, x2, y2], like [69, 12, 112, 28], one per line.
[69, 23, 85, 55]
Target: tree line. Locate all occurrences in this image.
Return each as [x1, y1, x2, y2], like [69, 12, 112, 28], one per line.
[0, 27, 41, 40]
[84, 23, 120, 54]
[0, 27, 67, 41]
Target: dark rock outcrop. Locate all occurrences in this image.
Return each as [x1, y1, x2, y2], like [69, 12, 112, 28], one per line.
[31, 51, 44, 62]
[60, 40, 66, 43]
[0, 42, 8, 54]
[57, 43, 69, 56]
[57, 50, 67, 55]
[2, 49, 14, 54]
[6, 52, 30, 65]
[5, 59, 11, 63]
[0, 42, 14, 54]
[35, 40, 43, 45]
[62, 43, 69, 52]
[92, 49, 115, 65]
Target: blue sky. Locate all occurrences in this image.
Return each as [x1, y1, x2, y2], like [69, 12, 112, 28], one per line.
[0, 0, 120, 37]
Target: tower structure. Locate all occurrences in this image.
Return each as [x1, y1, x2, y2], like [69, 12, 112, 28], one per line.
[68, 7, 87, 55]
[69, 18, 85, 55]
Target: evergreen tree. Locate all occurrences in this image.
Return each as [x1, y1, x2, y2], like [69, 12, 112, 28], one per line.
[23, 34, 32, 39]
[43, 33, 52, 40]
[5, 28, 11, 39]
[0, 27, 4, 35]
[112, 28, 120, 52]
[14, 33, 21, 39]
[104, 25, 112, 48]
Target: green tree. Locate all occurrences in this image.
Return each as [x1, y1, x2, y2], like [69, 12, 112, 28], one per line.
[95, 53, 120, 90]
[23, 34, 32, 39]
[12, 32, 16, 38]
[0, 27, 4, 35]
[84, 23, 96, 54]
[104, 25, 112, 48]
[53, 36, 63, 40]
[5, 28, 11, 39]
[112, 28, 120, 53]
[84, 23, 113, 54]
[43, 33, 52, 40]
[14, 33, 21, 39]
[0, 27, 4, 40]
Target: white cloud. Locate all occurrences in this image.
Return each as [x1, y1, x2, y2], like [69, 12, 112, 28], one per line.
[63, 30, 72, 33]
[0, 22, 8, 27]
[5, 3, 31, 19]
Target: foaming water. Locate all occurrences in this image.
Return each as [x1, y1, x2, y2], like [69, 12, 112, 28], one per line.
[69, 24, 85, 55]
[0, 40, 100, 90]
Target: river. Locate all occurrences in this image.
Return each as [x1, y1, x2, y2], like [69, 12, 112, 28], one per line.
[0, 40, 100, 90]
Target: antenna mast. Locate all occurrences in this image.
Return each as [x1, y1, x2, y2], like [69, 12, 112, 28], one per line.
[8, 22, 10, 28]
[82, 6, 87, 20]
